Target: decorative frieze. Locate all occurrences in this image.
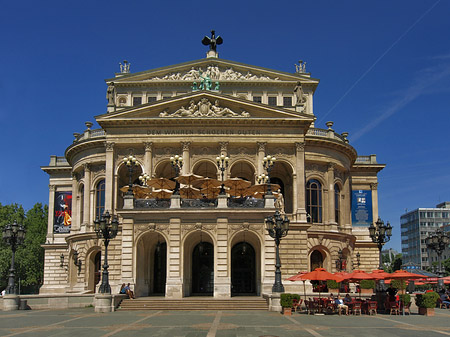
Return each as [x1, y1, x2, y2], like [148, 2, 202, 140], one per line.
[159, 98, 250, 118]
[228, 223, 263, 236]
[146, 66, 280, 82]
[134, 223, 169, 237]
[181, 223, 217, 237]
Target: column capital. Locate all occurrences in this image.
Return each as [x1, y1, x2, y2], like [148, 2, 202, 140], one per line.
[49, 184, 56, 191]
[104, 142, 115, 151]
[370, 183, 378, 190]
[181, 141, 191, 151]
[257, 142, 266, 152]
[143, 142, 153, 151]
[328, 163, 336, 171]
[83, 163, 91, 172]
[295, 142, 305, 151]
[219, 142, 229, 152]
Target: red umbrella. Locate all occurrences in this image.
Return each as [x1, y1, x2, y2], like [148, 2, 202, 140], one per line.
[287, 271, 309, 304]
[385, 270, 423, 316]
[298, 268, 344, 304]
[369, 269, 391, 280]
[342, 270, 376, 298]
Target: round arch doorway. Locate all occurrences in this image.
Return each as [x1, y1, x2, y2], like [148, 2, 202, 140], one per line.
[191, 242, 214, 295]
[231, 242, 256, 296]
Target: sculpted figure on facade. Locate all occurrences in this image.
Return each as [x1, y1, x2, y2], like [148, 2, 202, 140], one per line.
[294, 81, 306, 105]
[160, 99, 250, 118]
[106, 82, 115, 105]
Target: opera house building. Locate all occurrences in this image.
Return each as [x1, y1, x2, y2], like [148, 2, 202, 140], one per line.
[41, 38, 384, 300]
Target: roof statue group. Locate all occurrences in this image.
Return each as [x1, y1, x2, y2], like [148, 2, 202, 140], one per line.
[106, 30, 307, 109]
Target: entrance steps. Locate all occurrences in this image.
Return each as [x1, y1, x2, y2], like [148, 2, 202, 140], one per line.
[118, 296, 269, 311]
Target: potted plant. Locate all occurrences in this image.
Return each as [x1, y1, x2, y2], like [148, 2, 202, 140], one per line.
[359, 280, 375, 294]
[280, 293, 299, 315]
[327, 280, 340, 294]
[415, 291, 440, 316]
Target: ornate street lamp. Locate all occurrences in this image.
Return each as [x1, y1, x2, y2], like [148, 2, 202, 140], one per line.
[139, 173, 150, 186]
[122, 155, 138, 195]
[335, 248, 344, 271]
[73, 250, 82, 275]
[2, 221, 26, 294]
[356, 251, 361, 269]
[216, 154, 229, 195]
[170, 155, 183, 195]
[94, 211, 119, 294]
[426, 228, 450, 277]
[265, 210, 289, 293]
[369, 217, 392, 270]
[262, 155, 276, 195]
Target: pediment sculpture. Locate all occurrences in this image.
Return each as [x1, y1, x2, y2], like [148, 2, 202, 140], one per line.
[159, 99, 250, 118]
[147, 66, 280, 81]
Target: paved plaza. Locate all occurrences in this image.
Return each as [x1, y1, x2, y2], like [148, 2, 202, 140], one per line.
[1, 308, 450, 337]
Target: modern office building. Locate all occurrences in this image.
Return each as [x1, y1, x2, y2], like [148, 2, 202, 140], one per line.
[41, 34, 385, 298]
[401, 202, 450, 269]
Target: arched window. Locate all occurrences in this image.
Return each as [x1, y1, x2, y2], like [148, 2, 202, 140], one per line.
[79, 184, 84, 225]
[95, 179, 105, 219]
[334, 184, 340, 225]
[306, 179, 322, 223]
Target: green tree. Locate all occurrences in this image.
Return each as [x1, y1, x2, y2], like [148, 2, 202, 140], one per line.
[382, 252, 402, 273]
[0, 203, 47, 294]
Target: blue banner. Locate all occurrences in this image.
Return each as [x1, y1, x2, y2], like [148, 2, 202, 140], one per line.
[351, 190, 373, 227]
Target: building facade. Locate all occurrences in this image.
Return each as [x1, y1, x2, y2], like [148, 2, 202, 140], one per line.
[41, 44, 385, 298]
[401, 202, 450, 269]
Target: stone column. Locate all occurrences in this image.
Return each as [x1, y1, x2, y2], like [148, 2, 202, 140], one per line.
[47, 185, 56, 240]
[181, 142, 190, 175]
[143, 142, 153, 177]
[105, 142, 115, 213]
[121, 216, 134, 282]
[327, 163, 336, 226]
[83, 164, 91, 229]
[71, 173, 79, 231]
[342, 174, 352, 232]
[166, 217, 183, 298]
[295, 142, 307, 221]
[214, 218, 230, 297]
[257, 142, 266, 178]
[371, 183, 379, 223]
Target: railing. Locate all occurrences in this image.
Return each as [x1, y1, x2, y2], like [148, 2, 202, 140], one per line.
[181, 199, 217, 208]
[228, 197, 264, 208]
[75, 129, 106, 142]
[355, 155, 378, 164]
[134, 199, 171, 208]
[306, 128, 347, 143]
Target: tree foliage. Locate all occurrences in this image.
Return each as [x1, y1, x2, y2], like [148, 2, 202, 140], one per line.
[0, 203, 47, 294]
[382, 252, 402, 273]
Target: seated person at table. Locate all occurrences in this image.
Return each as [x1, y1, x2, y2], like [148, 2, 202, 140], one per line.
[329, 293, 334, 300]
[440, 291, 450, 308]
[387, 285, 397, 302]
[335, 295, 349, 315]
[344, 294, 352, 304]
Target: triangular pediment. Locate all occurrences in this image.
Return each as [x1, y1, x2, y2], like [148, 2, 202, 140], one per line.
[106, 58, 319, 87]
[96, 91, 314, 127]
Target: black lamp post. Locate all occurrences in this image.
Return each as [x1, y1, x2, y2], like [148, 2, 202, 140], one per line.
[369, 217, 392, 270]
[356, 251, 361, 269]
[426, 229, 450, 277]
[122, 155, 138, 195]
[216, 154, 229, 195]
[139, 173, 150, 186]
[335, 248, 344, 271]
[265, 210, 289, 293]
[170, 155, 183, 195]
[94, 211, 119, 294]
[262, 155, 276, 196]
[2, 221, 26, 295]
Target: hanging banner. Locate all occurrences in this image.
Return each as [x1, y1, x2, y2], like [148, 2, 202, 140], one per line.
[54, 191, 72, 233]
[351, 190, 373, 227]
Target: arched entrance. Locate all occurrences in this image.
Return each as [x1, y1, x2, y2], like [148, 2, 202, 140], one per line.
[136, 232, 167, 297]
[231, 242, 256, 296]
[153, 242, 167, 294]
[191, 242, 214, 295]
[310, 250, 324, 271]
[87, 250, 101, 293]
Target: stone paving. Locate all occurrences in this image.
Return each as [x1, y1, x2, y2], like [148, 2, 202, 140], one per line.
[0, 308, 450, 337]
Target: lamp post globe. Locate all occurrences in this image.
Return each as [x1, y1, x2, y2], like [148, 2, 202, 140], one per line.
[122, 155, 138, 195]
[262, 155, 276, 196]
[216, 154, 229, 195]
[170, 155, 183, 195]
[426, 229, 450, 277]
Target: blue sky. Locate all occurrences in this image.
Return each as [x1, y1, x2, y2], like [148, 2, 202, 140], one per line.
[1, 0, 449, 252]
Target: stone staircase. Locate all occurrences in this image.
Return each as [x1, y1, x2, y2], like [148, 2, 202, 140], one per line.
[118, 296, 269, 311]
